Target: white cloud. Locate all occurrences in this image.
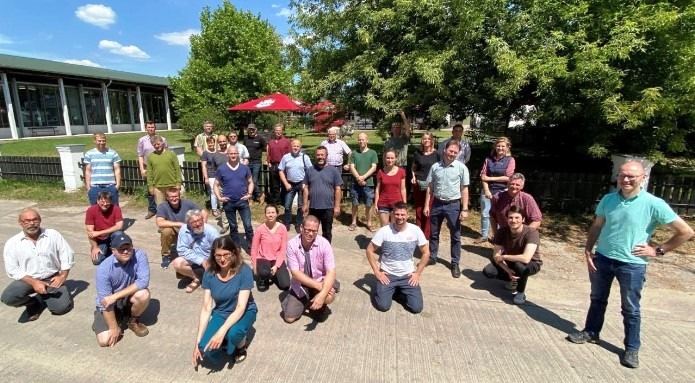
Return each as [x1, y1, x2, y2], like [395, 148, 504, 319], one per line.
[154, 29, 199, 46]
[0, 34, 13, 44]
[276, 8, 292, 17]
[63, 59, 102, 68]
[75, 4, 117, 28]
[271, 4, 280, 8]
[98, 40, 150, 59]
[282, 36, 295, 45]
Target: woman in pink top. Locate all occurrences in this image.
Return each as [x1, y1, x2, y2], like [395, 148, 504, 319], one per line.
[374, 149, 406, 227]
[250, 204, 290, 291]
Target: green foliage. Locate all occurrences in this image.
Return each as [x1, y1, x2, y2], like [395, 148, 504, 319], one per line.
[170, 1, 292, 138]
[290, 0, 695, 160]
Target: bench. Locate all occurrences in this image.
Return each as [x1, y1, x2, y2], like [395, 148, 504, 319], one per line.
[28, 126, 59, 137]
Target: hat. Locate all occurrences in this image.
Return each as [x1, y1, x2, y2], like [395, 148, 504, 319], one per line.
[247, 123, 257, 130]
[111, 232, 133, 248]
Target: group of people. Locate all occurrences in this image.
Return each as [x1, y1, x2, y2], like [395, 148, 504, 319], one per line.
[1, 119, 692, 371]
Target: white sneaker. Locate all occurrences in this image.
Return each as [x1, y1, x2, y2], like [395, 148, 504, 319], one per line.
[513, 292, 526, 305]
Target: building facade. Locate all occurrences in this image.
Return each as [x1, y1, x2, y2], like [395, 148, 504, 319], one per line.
[0, 54, 175, 139]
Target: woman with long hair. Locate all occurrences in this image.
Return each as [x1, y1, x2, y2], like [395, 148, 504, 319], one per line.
[250, 204, 290, 291]
[374, 149, 406, 227]
[411, 132, 440, 238]
[192, 237, 257, 370]
[477, 137, 515, 243]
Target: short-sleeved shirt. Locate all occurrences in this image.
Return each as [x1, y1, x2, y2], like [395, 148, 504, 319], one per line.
[595, 189, 677, 264]
[201, 263, 257, 320]
[233, 142, 250, 160]
[156, 199, 201, 223]
[438, 138, 471, 164]
[493, 225, 542, 264]
[320, 139, 352, 166]
[216, 163, 251, 201]
[371, 223, 427, 277]
[201, 151, 228, 179]
[376, 167, 406, 207]
[194, 133, 218, 154]
[279, 152, 312, 183]
[244, 134, 267, 163]
[350, 148, 378, 187]
[491, 191, 543, 228]
[83, 148, 121, 186]
[286, 234, 336, 298]
[85, 204, 124, 240]
[137, 135, 168, 160]
[304, 165, 344, 209]
[412, 150, 440, 181]
[384, 135, 410, 167]
[426, 160, 470, 201]
[95, 249, 150, 311]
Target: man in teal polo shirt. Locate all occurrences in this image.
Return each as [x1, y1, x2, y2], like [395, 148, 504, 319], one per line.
[567, 161, 693, 368]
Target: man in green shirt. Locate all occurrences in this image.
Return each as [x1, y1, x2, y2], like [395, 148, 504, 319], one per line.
[348, 133, 378, 232]
[147, 135, 182, 205]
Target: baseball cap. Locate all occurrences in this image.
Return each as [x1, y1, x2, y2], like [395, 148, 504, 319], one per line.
[247, 123, 257, 130]
[111, 232, 133, 248]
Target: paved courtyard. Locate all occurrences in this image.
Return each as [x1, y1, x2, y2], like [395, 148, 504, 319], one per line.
[0, 200, 693, 382]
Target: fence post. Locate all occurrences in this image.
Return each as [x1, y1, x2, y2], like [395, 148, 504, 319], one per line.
[610, 154, 654, 192]
[56, 144, 86, 192]
[170, 146, 186, 192]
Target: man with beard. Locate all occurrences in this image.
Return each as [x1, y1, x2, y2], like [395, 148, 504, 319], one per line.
[156, 188, 207, 269]
[93, 232, 151, 347]
[279, 139, 312, 232]
[302, 146, 343, 243]
[84, 191, 124, 265]
[171, 210, 220, 293]
[137, 121, 167, 219]
[84, 133, 121, 205]
[366, 202, 429, 313]
[2, 209, 75, 322]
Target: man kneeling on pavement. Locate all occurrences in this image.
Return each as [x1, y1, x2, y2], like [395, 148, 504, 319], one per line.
[93, 232, 150, 347]
[171, 209, 220, 293]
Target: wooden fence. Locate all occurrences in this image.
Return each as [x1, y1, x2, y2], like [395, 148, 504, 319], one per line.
[1, 155, 693, 216]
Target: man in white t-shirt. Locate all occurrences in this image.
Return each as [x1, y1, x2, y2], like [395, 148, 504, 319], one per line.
[366, 201, 429, 313]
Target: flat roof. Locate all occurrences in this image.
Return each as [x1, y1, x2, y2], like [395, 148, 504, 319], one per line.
[0, 54, 169, 87]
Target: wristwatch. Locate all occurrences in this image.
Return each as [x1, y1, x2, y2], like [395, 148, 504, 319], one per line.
[655, 247, 665, 257]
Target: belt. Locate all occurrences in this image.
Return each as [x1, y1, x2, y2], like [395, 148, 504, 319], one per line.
[92, 184, 114, 187]
[436, 198, 460, 205]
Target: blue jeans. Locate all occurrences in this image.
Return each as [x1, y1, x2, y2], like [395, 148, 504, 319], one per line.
[198, 307, 257, 365]
[88, 184, 119, 205]
[479, 194, 491, 237]
[224, 200, 254, 246]
[584, 253, 646, 352]
[373, 273, 423, 313]
[147, 190, 156, 213]
[283, 182, 304, 227]
[248, 163, 262, 200]
[429, 199, 462, 264]
[93, 237, 114, 265]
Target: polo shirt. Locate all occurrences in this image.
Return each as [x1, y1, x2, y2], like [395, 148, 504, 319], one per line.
[595, 189, 677, 264]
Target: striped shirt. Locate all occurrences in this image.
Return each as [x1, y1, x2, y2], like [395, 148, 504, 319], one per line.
[371, 223, 427, 276]
[84, 148, 121, 186]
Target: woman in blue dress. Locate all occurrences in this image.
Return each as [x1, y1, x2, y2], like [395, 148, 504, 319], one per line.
[192, 236, 257, 369]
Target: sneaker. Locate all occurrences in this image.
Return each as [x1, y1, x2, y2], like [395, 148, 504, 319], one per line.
[128, 318, 149, 337]
[451, 263, 461, 278]
[620, 350, 639, 368]
[160, 255, 171, 269]
[256, 279, 269, 292]
[513, 292, 526, 305]
[505, 280, 518, 291]
[566, 330, 600, 344]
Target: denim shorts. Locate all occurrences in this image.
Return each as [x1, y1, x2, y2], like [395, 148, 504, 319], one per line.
[377, 205, 394, 214]
[350, 184, 374, 206]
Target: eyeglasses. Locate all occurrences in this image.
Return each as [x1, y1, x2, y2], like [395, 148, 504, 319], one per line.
[214, 252, 233, 259]
[617, 173, 643, 181]
[302, 227, 318, 234]
[114, 246, 132, 253]
[20, 218, 40, 224]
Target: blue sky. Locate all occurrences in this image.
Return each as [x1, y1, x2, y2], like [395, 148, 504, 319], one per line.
[0, 1, 293, 78]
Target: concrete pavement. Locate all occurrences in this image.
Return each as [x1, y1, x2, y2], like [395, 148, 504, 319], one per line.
[0, 200, 693, 382]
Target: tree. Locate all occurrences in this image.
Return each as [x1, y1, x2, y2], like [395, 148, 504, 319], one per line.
[170, 1, 292, 137]
[290, 0, 695, 159]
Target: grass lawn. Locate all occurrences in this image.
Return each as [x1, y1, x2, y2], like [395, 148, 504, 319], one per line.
[0, 127, 455, 162]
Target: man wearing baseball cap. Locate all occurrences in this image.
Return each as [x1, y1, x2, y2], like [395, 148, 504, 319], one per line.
[93, 231, 151, 347]
[243, 123, 268, 204]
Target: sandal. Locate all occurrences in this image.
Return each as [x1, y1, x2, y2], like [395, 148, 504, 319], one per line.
[348, 223, 357, 231]
[234, 338, 248, 363]
[367, 224, 377, 233]
[185, 280, 201, 293]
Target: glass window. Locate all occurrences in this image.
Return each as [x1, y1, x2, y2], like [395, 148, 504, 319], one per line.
[65, 87, 83, 125]
[0, 85, 9, 128]
[40, 85, 63, 126]
[83, 88, 105, 125]
[109, 90, 131, 125]
[131, 91, 140, 124]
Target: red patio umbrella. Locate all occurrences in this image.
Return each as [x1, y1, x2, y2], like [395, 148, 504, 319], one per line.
[228, 92, 303, 112]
